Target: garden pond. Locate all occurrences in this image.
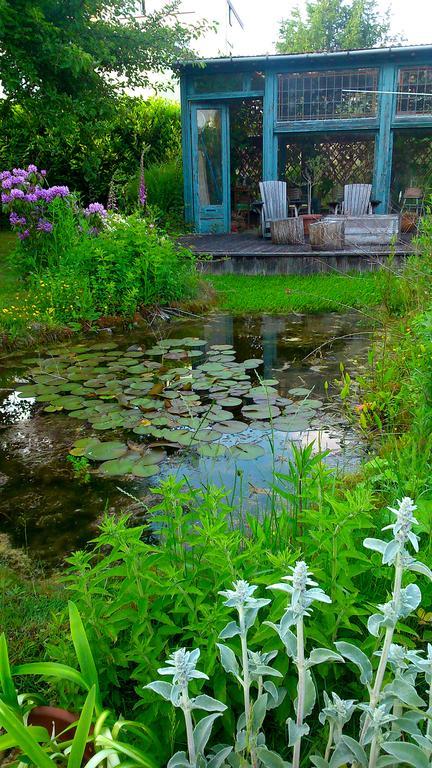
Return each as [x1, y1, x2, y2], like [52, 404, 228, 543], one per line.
[0, 311, 372, 566]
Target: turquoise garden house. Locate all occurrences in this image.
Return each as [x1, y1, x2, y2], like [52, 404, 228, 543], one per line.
[178, 45, 432, 234]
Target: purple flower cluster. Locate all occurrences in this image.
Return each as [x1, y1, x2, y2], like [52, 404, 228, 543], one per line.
[1, 162, 106, 247]
[84, 202, 107, 218]
[0, 165, 68, 242]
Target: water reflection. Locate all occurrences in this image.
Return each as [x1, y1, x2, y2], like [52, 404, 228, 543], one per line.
[0, 311, 371, 564]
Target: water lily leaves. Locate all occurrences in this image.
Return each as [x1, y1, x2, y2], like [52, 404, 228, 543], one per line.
[69, 437, 100, 457]
[289, 387, 312, 396]
[242, 359, 264, 369]
[213, 420, 247, 434]
[230, 443, 265, 460]
[198, 443, 229, 459]
[213, 397, 242, 408]
[272, 417, 310, 433]
[84, 441, 128, 461]
[131, 462, 161, 478]
[56, 396, 85, 411]
[241, 404, 281, 420]
[16, 385, 40, 398]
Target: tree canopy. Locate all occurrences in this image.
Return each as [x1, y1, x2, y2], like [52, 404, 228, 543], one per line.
[276, 0, 402, 54]
[0, 0, 205, 103]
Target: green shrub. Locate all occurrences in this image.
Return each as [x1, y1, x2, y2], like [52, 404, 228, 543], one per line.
[0, 97, 181, 203]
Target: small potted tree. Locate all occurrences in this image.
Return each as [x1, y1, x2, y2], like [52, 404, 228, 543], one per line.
[301, 156, 326, 236]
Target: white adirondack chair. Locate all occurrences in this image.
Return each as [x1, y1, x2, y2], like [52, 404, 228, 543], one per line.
[259, 181, 288, 238]
[339, 184, 373, 215]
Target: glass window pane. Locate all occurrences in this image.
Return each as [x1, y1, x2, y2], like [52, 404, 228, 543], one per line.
[197, 108, 223, 206]
[277, 69, 378, 121]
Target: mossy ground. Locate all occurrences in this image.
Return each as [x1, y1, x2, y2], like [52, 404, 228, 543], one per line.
[204, 273, 382, 314]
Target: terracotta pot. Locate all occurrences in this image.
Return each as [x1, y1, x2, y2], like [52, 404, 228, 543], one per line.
[401, 212, 418, 233]
[301, 213, 323, 237]
[28, 707, 93, 760]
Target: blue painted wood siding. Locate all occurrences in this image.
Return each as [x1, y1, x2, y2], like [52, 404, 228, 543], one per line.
[179, 49, 432, 229]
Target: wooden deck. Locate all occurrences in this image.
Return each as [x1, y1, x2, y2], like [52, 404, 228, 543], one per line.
[179, 231, 415, 275]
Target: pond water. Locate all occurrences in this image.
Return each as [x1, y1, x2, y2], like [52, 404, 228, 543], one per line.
[0, 311, 371, 566]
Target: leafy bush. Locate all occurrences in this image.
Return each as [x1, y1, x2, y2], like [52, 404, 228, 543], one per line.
[0, 97, 181, 204]
[73, 214, 197, 315]
[2, 497, 432, 768]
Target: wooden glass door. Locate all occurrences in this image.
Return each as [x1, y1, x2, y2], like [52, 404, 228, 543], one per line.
[191, 104, 230, 233]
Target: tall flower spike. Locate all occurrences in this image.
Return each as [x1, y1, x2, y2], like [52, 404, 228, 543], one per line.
[268, 561, 331, 624]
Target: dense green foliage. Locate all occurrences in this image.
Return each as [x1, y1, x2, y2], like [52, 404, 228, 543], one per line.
[276, 0, 398, 54]
[0, 97, 182, 203]
[0, 214, 197, 338]
[206, 273, 382, 314]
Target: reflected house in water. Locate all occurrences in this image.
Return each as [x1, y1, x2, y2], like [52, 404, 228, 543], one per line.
[177, 45, 432, 235]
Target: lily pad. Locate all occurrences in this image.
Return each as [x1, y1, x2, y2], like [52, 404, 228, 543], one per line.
[84, 441, 128, 461]
[198, 443, 228, 459]
[230, 443, 265, 460]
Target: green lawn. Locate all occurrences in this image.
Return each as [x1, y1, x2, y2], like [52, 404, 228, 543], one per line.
[204, 272, 382, 314]
[0, 231, 19, 303]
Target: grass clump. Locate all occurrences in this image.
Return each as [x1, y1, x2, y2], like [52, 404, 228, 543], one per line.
[205, 272, 382, 314]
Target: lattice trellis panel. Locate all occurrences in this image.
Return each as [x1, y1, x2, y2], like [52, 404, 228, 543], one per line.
[230, 99, 263, 194]
[391, 131, 432, 207]
[281, 135, 375, 199]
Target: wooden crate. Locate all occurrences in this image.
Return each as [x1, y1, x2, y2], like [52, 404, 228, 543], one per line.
[325, 215, 399, 245]
[310, 220, 345, 250]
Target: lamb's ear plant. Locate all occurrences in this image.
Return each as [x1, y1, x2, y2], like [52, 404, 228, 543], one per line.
[217, 580, 286, 768]
[266, 562, 344, 768]
[312, 496, 432, 768]
[145, 648, 231, 768]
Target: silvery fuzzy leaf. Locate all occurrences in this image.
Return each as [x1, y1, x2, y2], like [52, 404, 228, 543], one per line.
[310, 757, 330, 768]
[207, 746, 233, 768]
[400, 583, 422, 617]
[144, 681, 173, 701]
[408, 530, 420, 552]
[383, 741, 429, 768]
[235, 728, 247, 752]
[158, 666, 176, 676]
[244, 600, 271, 630]
[193, 713, 222, 756]
[216, 644, 240, 678]
[375, 759, 399, 767]
[192, 695, 227, 713]
[280, 611, 297, 637]
[167, 751, 191, 768]
[363, 538, 387, 554]
[294, 669, 316, 719]
[395, 711, 425, 737]
[255, 746, 292, 768]
[383, 539, 400, 565]
[267, 582, 292, 593]
[385, 677, 426, 707]
[252, 665, 283, 678]
[413, 733, 432, 751]
[306, 588, 332, 604]
[332, 736, 367, 767]
[368, 612, 385, 637]
[335, 642, 373, 685]
[407, 560, 432, 580]
[219, 621, 240, 640]
[171, 684, 182, 707]
[252, 694, 268, 732]
[287, 717, 309, 747]
[263, 680, 286, 710]
[306, 648, 344, 668]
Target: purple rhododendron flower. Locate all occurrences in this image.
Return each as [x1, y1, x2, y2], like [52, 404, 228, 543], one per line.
[9, 212, 27, 226]
[0, 171, 11, 180]
[27, 164, 38, 173]
[1, 177, 14, 189]
[1, 193, 11, 204]
[17, 229, 30, 240]
[10, 188, 25, 199]
[40, 170, 47, 177]
[36, 219, 53, 233]
[84, 202, 107, 218]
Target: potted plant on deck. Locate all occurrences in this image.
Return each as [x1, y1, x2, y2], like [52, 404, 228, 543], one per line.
[300, 156, 326, 236]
